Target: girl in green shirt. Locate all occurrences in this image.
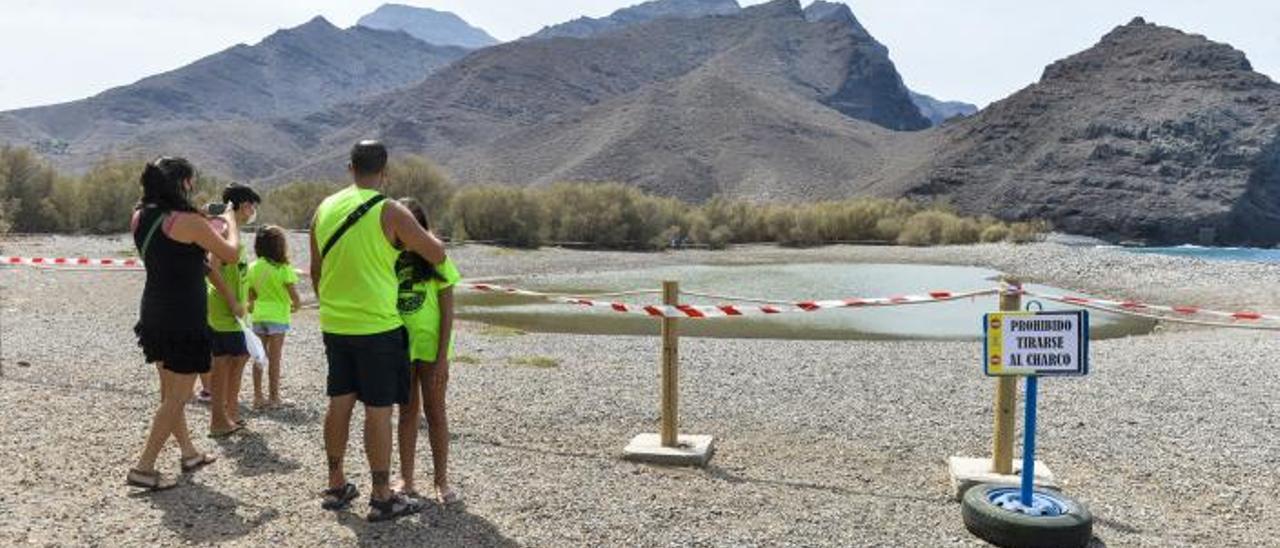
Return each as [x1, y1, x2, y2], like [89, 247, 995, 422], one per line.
[394, 198, 461, 505]
[247, 225, 301, 409]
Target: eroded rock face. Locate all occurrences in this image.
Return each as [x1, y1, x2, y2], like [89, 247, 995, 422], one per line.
[900, 18, 1280, 245]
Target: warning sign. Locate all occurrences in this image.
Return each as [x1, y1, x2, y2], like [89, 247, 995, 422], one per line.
[984, 310, 1089, 377]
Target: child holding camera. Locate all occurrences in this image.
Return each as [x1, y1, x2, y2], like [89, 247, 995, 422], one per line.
[206, 183, 261, 437]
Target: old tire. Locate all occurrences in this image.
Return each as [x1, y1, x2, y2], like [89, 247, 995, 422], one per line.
[961, 483, 1093, 548]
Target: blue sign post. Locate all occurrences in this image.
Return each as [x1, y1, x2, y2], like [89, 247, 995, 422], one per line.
[965, 309, 1095, 548]
[1021, 375, 1039, 508]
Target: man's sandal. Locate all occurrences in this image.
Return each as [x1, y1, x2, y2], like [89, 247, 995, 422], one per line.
[367, 493, 426, 522]
[180, 453, 218, 473]
[126, 469, 178, 491]
[321, 483, 359, 511]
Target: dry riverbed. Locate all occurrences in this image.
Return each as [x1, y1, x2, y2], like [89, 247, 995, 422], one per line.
[1, 235, 1277, 546]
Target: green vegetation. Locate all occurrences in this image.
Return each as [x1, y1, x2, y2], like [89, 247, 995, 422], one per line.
[508, 355, 560, 369]
[454, 354, 482, 365]
[0, 146, 1049, 247]
[479, 325, 527, 337]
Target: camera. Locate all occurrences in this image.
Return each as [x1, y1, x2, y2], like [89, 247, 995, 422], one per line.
[205, 203, 228, 216]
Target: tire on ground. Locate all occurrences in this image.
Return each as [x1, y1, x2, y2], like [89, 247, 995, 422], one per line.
[961, 483, 1093, 548]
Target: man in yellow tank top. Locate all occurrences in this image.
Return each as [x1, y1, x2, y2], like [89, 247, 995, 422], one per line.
[309, 141, 447, 522]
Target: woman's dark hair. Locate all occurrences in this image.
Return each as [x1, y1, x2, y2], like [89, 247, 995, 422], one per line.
[397, 197, 442, 284]
[254, 225, 289, 265]
[223, 182, 261, 210]
[138, 157, 197, 212]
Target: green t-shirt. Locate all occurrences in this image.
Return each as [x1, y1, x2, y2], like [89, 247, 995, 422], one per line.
[248, 258, 299, 325]
[397, 256, 461, 362]
[207, 244, 248, 333]
[314, 185, 402, 335]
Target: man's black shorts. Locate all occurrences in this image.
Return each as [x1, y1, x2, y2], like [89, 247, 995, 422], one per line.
[323, 327, 410, 407]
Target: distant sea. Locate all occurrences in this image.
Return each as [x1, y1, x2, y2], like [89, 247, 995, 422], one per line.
[1114, 245, 1280, 263]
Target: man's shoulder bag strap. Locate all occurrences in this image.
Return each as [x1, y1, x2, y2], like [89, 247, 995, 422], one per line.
[320, 194, 387, 260]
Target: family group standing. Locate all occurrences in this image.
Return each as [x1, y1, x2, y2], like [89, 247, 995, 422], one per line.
[125, 141, 459, 523]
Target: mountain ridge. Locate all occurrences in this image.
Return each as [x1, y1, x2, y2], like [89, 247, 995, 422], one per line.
[357, 4, 500, 48]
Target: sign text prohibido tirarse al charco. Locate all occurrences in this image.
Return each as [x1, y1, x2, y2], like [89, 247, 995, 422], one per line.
[984, 310, 1089, 377]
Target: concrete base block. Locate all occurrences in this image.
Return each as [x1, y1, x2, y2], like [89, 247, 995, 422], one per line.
[624, 433, 715, 467]
[948, 456, 1058, 501]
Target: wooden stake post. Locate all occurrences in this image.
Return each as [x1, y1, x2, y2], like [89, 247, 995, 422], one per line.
[992, 278, 1021, 474]
[660, 280, 680, 447]
[622, 279, 714, 466]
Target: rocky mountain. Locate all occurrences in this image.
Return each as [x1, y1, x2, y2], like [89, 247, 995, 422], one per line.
[357, 4, 500, 49]
[909, 91, 978, 126]
[891, 18, 1280, 245]
[0, 16, 467, 171]
[528, 0, 739, 40]
[258, 0, 931, 201]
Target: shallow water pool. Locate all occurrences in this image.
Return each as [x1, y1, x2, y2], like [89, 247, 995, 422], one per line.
[458, 263, 1156, 341]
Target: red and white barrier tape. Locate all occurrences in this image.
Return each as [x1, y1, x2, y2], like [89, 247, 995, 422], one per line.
[7, 255, 1280, 327]
[1, 256, 143, 269]
[466, 282, 999, 319]
[1022, 290, 1280, 330]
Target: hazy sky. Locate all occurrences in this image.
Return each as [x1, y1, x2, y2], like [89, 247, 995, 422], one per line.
[1, 1, 1277, 111]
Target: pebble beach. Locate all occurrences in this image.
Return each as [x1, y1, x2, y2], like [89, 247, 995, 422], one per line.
[1, 235, 1278, 547]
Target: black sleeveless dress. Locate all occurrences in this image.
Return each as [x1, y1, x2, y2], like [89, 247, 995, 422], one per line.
[133, 207, 212, 374]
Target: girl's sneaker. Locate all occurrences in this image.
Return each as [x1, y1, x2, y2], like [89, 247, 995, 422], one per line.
[195, 390, 212, 404]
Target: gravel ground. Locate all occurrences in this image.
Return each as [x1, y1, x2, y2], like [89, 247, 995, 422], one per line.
[1, 235, 1278, 546]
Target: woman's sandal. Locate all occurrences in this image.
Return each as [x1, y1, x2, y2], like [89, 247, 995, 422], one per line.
[208, 424, 245, 439]
[436, 486, 462, 506]
[126, 469, 178, 491]
[180, 453, 218, 473]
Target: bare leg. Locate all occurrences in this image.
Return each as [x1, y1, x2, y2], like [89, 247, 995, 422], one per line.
[198, 372, 211, 396]
[135, 367, 198, 472]
[397, 364, 424, 494]
[169, 373, 199, 458]
[424, 361, 451, 493]
[365, 405, 394, 500]
[268, 334, 285, 404]
[252, 350, 266, 409]
[209, 356, 234, 432]
[225, 355, 248, 424]
[325, 394, 357, 489]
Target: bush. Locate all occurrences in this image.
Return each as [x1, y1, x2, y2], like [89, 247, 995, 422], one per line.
[61, 158, 142, 233]
[259, 181, 341, 229]
[0, 146, 1052, 248]
[451, 186, 544, 247]
[539, 182, 687, 249]
[1008, 221, 1049, 244]
[383, 155, 454, 231]
[980, 224, 1011, 243]
[0, 146, 59, 232]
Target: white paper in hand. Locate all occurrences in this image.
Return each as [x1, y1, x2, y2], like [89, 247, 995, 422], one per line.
[239, 317, 268, 370]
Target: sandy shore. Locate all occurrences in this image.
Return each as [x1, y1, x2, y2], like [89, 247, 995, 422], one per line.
[1, 236, 1277, 546]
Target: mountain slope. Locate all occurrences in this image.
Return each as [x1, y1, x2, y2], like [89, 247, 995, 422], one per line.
[0, 17, 467, 170]
[909, 91, 978, 126]
[265, 0, 930, 194]
[891, 18, 1280, 244]
[357, 4, 499, 48]
[528, 0, 740, 40]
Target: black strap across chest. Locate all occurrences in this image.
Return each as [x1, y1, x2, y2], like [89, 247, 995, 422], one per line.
[321, 194, 386, 260]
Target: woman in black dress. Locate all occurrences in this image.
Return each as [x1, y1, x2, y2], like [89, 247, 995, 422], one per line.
[127, 157, 241, 490]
